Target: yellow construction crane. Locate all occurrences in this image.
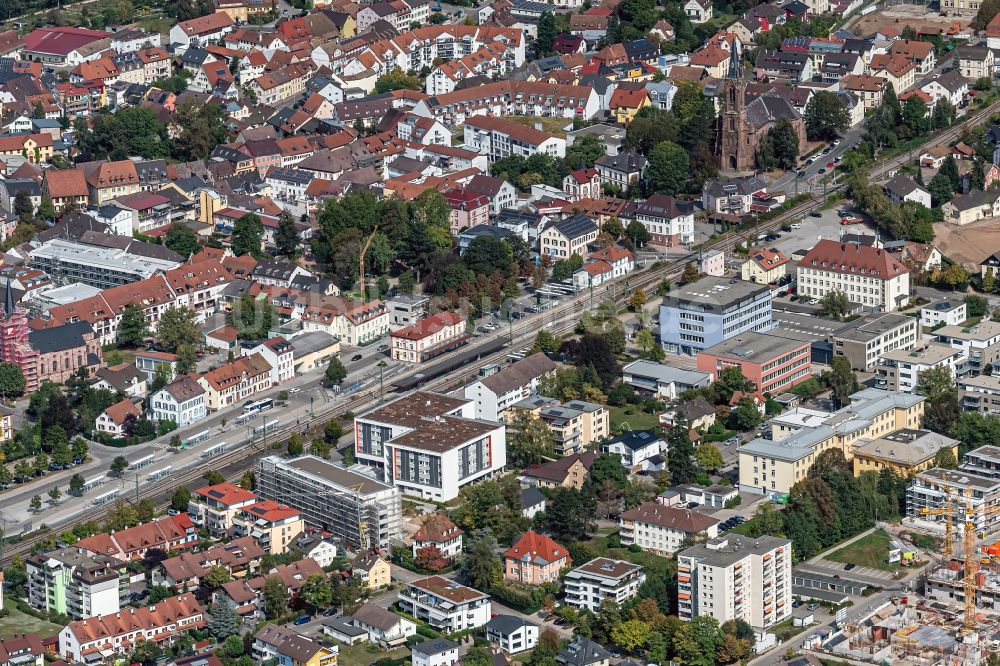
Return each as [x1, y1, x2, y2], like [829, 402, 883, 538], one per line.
[359, 226, 379, 303]
[917, 480, 955, 559]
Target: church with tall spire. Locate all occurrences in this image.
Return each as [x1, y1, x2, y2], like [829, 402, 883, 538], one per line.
[717, 42, 808, 172]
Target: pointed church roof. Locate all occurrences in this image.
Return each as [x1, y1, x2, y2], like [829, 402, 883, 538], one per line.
[728, 40, 742, 79]
[4, 280, 12, 319]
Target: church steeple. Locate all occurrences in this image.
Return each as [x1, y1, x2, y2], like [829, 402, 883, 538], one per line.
[727, 41, 742, 80]
[718, 41, 749, 172]
[3, 280, 12, 320]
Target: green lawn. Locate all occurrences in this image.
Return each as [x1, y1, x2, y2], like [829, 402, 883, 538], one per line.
[609, 406, 661, 433]
[336, 641, 409, 666]
[577, 535, 674, 575]
[0, 606, 61, 640]
[512, 651, 534, 663]
[826, 530, 901, 572]
[772, 618, 809, 642]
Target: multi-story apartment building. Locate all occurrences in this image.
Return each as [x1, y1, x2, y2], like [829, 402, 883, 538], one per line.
[831, 312, 920, 371]
[876, 343, 962, 393]
[739, 389, 925, 497]
[256, 455, 402, 551]
[958, 375, 1000, 415]
[622, 195, 695, 248]
[619, 503, 720, 556]
[239, 337, 295, 385]
[961, 445, 1000, 479]
[696, 332, 812, 396]
[935, 320, 1000, 377]
[196, 353, 273, 411]
[390, 311, 467, 364]
[660, 276, 775, 355]
[907, 467, 1000, 535]
[398, 577, 491, 632]
[921, 300, 967, 328]
[58, 594, 204, 663]
[564, 558, 646, 612]
[538, 400, 609, 456]
[187, 482, 258, 537]
[27, 238, 182, 289]
[299, 297, 389, 346]
[796, 240, 910, 312]
[464, 352, 557, 422]
[677, 535, 792, 629]
[411, 80, 600, 125]
[462, 115, 566, 163]
[231, 500, 306, 556]
[426, 41, 514, 94]
[353, 391, 506, 502]
[27, 549, 124, 620]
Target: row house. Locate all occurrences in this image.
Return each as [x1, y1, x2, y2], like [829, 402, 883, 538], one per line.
[249, 61, 316, 106]
[240, 337, 295, 385]
[754, 50, 812, 82]
[196, 353, 273, 411]
[152, 537, 264, 590]
[0, 133, 53, 164]
[224, 28, 288, 54]
[840, 74, 887, 110]
[426, 41, 515, 95]
[411, 80, 600, 125]
[58, 594, 204, 663]
[217, 559, 324, 618]
[70, 56, 120, 86]
[75, 515, 198, 562]
[53, 82, 101, 117]
[82, 159, 141, 205]
[869, 53, 916, 93]
[462, 114, 566, 162]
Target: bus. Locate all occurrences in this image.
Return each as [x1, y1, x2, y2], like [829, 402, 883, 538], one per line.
[242, 398, 274, 416]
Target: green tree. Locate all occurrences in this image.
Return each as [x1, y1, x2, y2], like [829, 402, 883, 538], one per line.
[13, 191, 32, 223]
[715, 366, 755, 403]
[804, 90, 849, 140]
[646, 140, 689, 194]
[29, 495, 41, 512]
[668, 416, 698, 484]
[626, 219, 651, 246]
[507, 410, 555, 468]
[287, 433, 304, 457]
[170, 100, 227, 161]
[757, 118, 799, 170]
[72, 438, 88, 462]
[374, 68, 422, 94]
[934, 446, 958, 469]
[208, 597, 240, 639]
[940, 155, 961, 191]
[163, 222, 200, 258]
[0, 362, 25, 397]
[827, 356, 859, 408]
[729, 398, 764, 431]
[325, 356, 348, 386]
[591, 453, 629, 490]
[966, 294, 989, 317]
[819, 290, 850, 320]
[461, 533, 499, 591]
[172, 486, 191, 511]
[274, 210, 300, 258]
[131, 641, 163, 666]
[110, 455, 128, 476]
[301, 574, 333, 611]
[36, 196, 55, 223]
[232, 213, 264, 258]
[673, 616, 723, 666]
[917, 366, 960, 434]
[611, 619, 652, 652]
[262, 575, 289, 618]
[546, 487, 598, 541]
[51, 439, 72, 467]
[203, 565, 231, 589]
[69, 473, 85, 495]
[928, 171, 955, 206]
[536, 11, 557, 54]
[565, 134, 606, 169]
[222, 635, 244, 658]
[156, 306, 200, 352]
[902, 96, 929, 137]
[695, 444, 724, 472]
[228, 294, 275, 340]
[117, 303, 149, 347]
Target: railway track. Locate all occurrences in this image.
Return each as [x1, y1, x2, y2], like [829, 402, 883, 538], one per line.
[10, 101, 1000, 563]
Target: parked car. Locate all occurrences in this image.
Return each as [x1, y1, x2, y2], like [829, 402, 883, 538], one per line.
[844, 563, 856, 570]
[294, 615, 312, 626]
[378, 344, 389, 352]
[351, 354, 363, 361]
[808, 603, 819, 611]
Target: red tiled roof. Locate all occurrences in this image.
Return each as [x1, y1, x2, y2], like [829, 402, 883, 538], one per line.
[797, 239, 909, 279]
[504, 530, 571, 566]
[194, 482, 257, 506]
[101, 398, 140, 426]
[413, 512, 463, 544]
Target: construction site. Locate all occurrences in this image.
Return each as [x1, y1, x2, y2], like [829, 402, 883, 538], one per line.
[814, 597, 999, 666]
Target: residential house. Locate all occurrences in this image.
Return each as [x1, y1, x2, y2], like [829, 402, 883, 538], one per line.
[465, 352, 558, 422]
[884, 174, 931, 208]
[412, 639, 460, 666]
[464, 174, 517, 215]
[956, 46, 994, 80]
[485, 616, 539, 655]
[397, 576, 491, 632]
[349, 603, 417, 647]
[604, 430, 665, 470]
[522, 452, 597, 489]
[94, 398, 141, 438]
[231, 500, 305, 556]
[240, 337, 294, 385]
[196, 353, 273, 411]
[411, 513, 463, 560]
[390, 311, 468, 363]
[562, 168, 601, 202]
[685, 0, 713, 22]
[503, 531, 571, 584]
[741, 247, 789, 283]
[352, 551, 391, 590]
[624, 195, 694, 247]
[539, 214, 599, 260]
[187, 482, 258, 537]
[595, 150, 647, 190]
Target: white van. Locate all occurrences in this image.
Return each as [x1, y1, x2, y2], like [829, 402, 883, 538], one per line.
[790, 223, 802, 230]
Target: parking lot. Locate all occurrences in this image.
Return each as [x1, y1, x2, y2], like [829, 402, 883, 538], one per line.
[805, 557, 897, 582]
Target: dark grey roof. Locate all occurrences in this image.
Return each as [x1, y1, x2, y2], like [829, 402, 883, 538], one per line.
[956, 46, 991, 61]
[412, 638, 459, 656]
[884, 174, 924, 199]
[520, 486, 546, 509]
[460, 225, 516, 242]
[557, 637, 612, 666]
[552, 213, 597, 240]
[607, 429, 662, 451]
[28, 320, 93, 353]
[77, 231, 183, 262]
[595, 150, 647, 173]
[935, 70, 968, 93]
[0, 179, 40, 197]
[486, 614, 537, 635]
[704, 175, 765, 197]
[745, 94, 802, 131]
